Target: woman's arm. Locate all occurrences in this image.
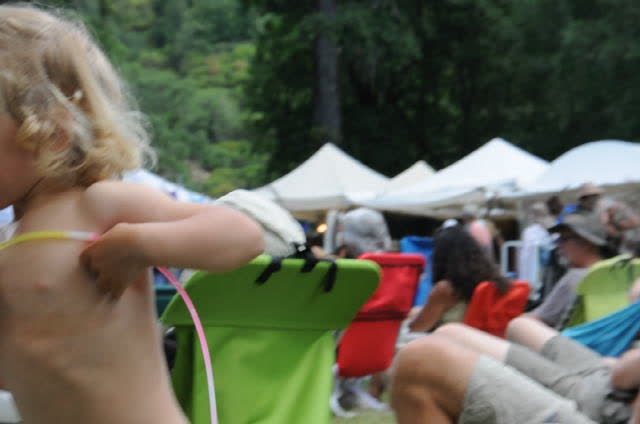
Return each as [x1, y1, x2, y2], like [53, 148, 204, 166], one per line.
[611, 348, 640, 390]
[80, 181, 265, 298]
[408, 280, 460, 332]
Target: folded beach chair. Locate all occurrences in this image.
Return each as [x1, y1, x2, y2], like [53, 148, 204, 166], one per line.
[399, 236, 434, 306]
[330, 253, 423, 415]
[335, 253, 424, 378]
[563, 300, 640, 357]
[161, 255, 380, 424]
[565, 255, 640, 328]
[463, 280, 531, 338]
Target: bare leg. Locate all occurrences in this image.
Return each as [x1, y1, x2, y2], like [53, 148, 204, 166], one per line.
[433, 322, 510, 362]
[506, 315, 560, 353]
[390, 334, 478, 424]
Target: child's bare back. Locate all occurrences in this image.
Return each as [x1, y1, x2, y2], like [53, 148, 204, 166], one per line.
[0, 187, 186, 423]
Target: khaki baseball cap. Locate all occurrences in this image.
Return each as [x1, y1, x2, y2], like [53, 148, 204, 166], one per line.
[577, 182, 603, 199]
[549, 212, 607, 246]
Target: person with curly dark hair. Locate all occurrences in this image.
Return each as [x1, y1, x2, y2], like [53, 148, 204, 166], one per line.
[408, 226, 511, 332]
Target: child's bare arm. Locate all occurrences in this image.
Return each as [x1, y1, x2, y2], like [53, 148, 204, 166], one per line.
[80, 181, 265, 298]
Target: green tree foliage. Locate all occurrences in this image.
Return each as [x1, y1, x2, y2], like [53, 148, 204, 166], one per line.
[245, 0, 640, 178]
[199, 140, 270, 196]
[4, 0, 640, 192]
[501, 0, 640, 159]
[244, 0, 527, 177]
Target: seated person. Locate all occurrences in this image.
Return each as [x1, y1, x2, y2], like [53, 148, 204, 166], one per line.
[332, 207, 393, 409]
[391, 316, 637, 424]
[575, 182, 640, 252]
[460, 205, 495, 261]
[337, 207, 392, 258]
[518, 202, 553, 293]
[408, 226, 511, 332]
[528, 211, 612, 329]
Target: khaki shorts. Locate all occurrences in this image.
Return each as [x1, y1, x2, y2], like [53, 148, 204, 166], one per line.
[505, 335, 631, 424]
[459, 355, 596, 424]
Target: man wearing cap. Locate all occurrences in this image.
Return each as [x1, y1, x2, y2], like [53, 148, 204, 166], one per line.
[527, 211, 609, 329]
[575, 182, 604, 213]
[576, 182, 640, 252]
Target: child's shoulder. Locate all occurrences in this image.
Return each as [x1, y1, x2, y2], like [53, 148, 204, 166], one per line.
[83, 179, 164, 206]
[81, 180, 166, 223]
[81, 179, 192, 226]
[85, 179, 149, 195]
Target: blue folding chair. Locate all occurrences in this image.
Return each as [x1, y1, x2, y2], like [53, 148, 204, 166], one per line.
[400, 236, 434, 306]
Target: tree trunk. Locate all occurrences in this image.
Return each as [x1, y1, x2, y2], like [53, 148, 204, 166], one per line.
[314, 0, 341, 144]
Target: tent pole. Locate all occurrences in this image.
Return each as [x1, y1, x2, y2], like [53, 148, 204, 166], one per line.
[323, 209, 340, 254]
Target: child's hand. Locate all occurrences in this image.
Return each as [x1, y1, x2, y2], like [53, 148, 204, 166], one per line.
[80, 223, 149, 300]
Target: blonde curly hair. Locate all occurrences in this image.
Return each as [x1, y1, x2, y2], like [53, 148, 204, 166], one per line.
[0, 4, 154, 187]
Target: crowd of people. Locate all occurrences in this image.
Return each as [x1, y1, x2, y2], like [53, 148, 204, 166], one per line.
[319, 181, 640, 423]
[387, 184, 640, 424]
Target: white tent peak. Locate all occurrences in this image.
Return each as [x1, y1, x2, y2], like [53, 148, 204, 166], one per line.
[389, 137, 548, 197]
[385, 160, 435, 192]
[309, 142, 388, 181]
[355, 138, 549, 216]
[439, 137, 549, 187]
[255, 142, 389, 212]
[512, 139, 640, 198]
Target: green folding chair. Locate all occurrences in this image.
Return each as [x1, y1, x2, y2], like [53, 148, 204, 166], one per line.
[161, 255, 380, 424]
[566, 255, 640, 327]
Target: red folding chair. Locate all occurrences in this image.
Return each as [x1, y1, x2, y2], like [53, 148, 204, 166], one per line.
[331, 253, 424, 415]
[463, 280, 530, 338]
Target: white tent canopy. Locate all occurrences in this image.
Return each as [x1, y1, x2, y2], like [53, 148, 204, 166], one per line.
[357, 138, 550, 216]
[506, 140, 640, 200]
[383, 160, 435, 193]
[254, 143, 389, 212]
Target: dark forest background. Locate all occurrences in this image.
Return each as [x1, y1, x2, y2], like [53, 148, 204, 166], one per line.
[9, 0, 640, 197]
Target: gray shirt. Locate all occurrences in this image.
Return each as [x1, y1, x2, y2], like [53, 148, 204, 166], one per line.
[532, 267, 590, 329]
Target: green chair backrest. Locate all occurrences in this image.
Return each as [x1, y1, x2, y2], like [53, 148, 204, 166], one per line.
[566, 255, 640, 327]
[161, 255, 380, 424]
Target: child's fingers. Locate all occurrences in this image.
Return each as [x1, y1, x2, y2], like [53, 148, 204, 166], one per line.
[95, 275, 113, 298]
[79, 247, 92, 269]
[79, 249, 100, 281]
[94, 275, 126, 301]
[80, 245, 118, 297]
[109, 279, 127, 300]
